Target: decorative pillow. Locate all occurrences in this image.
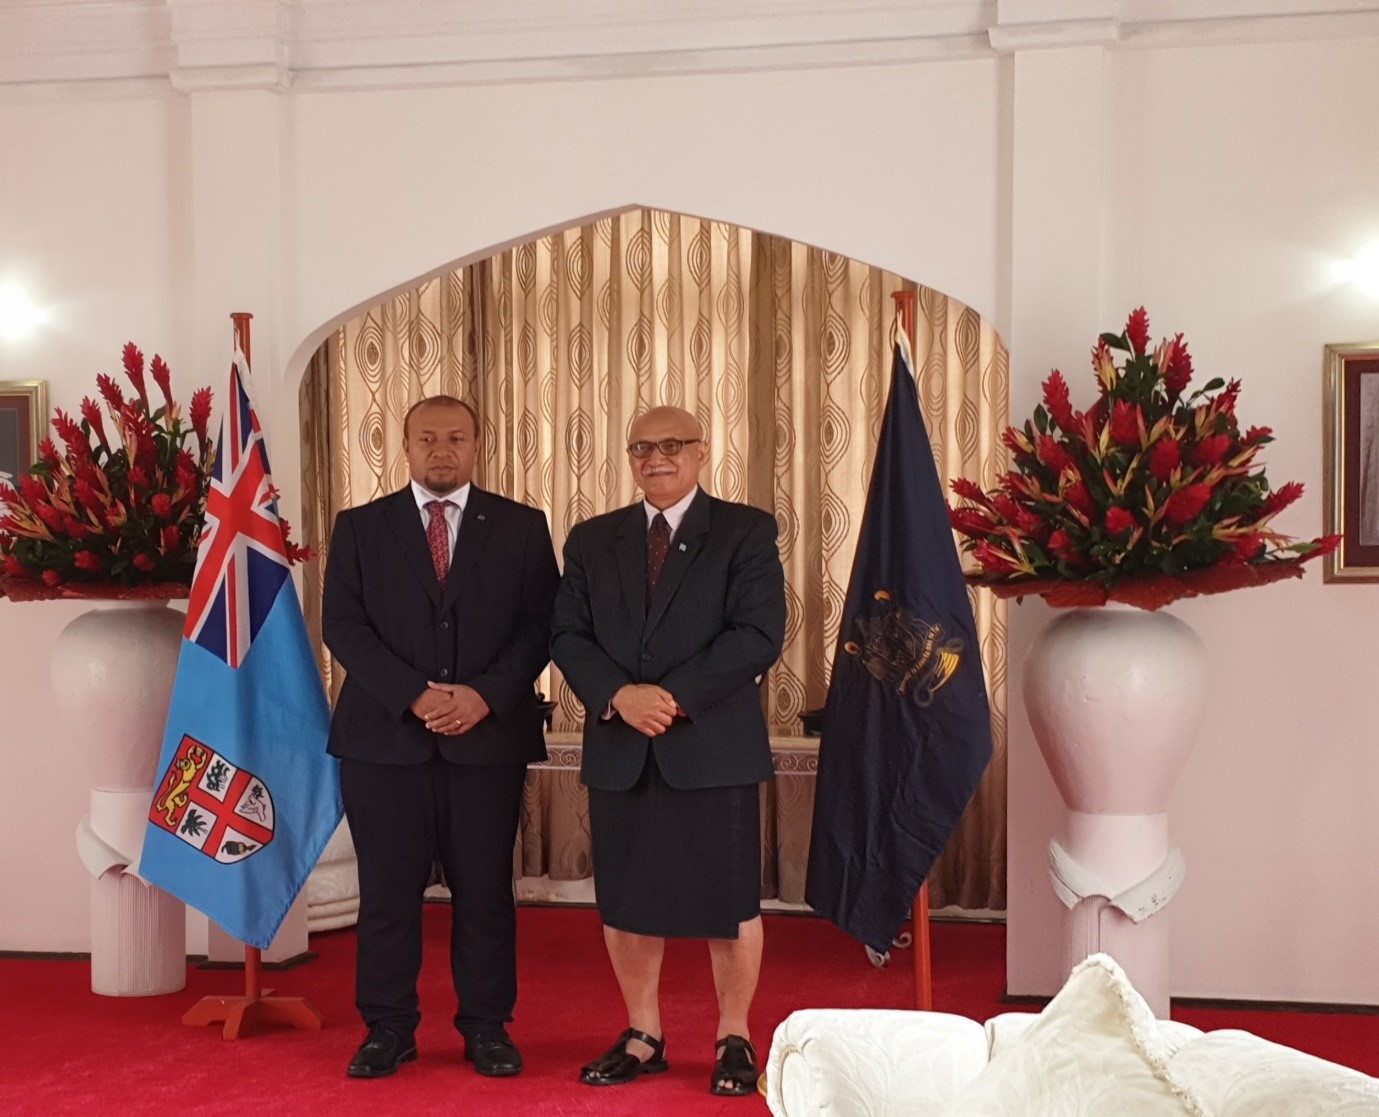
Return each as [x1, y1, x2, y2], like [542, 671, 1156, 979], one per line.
[941, 953, 1207, 1116]
[1166, 1030, 1379, 1116]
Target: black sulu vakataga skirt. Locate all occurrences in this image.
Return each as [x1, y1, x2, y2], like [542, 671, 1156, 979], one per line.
[587, 753, 763, 940]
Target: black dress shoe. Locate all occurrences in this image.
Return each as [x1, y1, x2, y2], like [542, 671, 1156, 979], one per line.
[347, 1027, 417, 1079]
[464, 1028, 523, 1077]
[580, 1027, 669, 1086]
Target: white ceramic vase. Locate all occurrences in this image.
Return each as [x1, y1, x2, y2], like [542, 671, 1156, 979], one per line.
[1023, 603, 1209, 1017]
[51, 599, 188, 995]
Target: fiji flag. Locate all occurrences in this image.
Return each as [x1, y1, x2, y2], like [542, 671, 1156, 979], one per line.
[139, 353, 341, 950]
[806, 331, 993, 954]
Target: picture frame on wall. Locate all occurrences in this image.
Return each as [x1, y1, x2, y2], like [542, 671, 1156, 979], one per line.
[1323, 343, 1379, 582]
[0, 379, 49, 497]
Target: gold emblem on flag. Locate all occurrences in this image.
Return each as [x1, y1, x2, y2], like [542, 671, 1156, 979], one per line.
[842, 590, 964, 707]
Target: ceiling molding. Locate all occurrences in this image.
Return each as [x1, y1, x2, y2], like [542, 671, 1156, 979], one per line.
[1, 0, 1377, 92]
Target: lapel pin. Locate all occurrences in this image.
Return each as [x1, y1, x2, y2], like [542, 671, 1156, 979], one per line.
[678, 543, 687, 552]
[477, 514, 486, 522]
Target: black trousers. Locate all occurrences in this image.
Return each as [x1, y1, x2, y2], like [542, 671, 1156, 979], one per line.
[340, 755, 527, 1039]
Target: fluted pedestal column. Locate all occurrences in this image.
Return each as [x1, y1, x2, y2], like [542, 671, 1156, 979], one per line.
[54, 600, 188, 995]
[1024, 604, 1207, 1018]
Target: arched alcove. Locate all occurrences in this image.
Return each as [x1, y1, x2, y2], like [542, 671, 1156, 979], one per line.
[293, 206, 1010, 922]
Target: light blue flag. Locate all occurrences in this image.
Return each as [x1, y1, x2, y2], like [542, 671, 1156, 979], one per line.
[140, 354, 341, 950]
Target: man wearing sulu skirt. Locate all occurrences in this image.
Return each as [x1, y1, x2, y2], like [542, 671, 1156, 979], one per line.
[551, 405, 786, 1097]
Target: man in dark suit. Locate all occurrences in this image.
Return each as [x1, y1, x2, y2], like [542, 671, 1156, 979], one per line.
[322, 396, 558, 1080]
[551, 406, 786, 1097]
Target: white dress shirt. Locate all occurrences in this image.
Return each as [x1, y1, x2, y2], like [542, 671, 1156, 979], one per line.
[411, 479, 469, 552]
[643, 486, 699, 540]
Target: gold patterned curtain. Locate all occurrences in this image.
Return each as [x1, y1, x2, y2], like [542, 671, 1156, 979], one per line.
[300, 210, 1008, 910]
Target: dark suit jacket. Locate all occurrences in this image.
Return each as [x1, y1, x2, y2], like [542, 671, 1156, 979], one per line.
[323, 486, 559, 767]
[550, 489, 786, 792]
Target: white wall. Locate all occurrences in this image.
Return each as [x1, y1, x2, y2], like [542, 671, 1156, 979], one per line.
[1006, 36, 1379, 1004]
[0, 59, 1004, 952]
[2, 32, 1378, 1008]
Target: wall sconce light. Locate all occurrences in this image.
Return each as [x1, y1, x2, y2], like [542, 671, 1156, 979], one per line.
[0, 283, 48, 341]
[1333, 246, 1379, 298]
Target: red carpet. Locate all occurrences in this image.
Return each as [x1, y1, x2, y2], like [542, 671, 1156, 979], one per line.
[1, 906, 1374, 1115]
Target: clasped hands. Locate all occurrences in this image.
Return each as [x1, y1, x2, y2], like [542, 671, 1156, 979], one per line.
[412, 682, 490, 736]
[612, 683, 688, 736]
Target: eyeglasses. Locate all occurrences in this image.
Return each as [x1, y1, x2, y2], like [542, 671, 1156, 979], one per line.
[626, 438, 701, 459]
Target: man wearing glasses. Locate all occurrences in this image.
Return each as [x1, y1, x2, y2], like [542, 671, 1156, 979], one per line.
[551, 405, 786, 1098]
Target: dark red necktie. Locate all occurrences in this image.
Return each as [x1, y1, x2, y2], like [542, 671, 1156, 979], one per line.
[425, 500, 452, 583]
[646, 513, 671, 604]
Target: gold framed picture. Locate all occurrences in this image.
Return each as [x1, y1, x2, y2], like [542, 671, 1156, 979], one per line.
[0, 379, 48, 491]
[1323, 343, 1379, 582]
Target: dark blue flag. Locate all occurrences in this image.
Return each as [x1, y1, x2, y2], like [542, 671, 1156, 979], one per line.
[806, 335, 993, 954]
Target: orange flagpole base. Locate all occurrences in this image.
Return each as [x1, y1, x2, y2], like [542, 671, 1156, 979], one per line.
[913, 881, 934, 1011]
[182, 990, 324, 1040]
[183, 944, 323, 1039]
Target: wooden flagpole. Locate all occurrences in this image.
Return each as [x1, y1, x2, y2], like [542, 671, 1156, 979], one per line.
[890, 288, 934, 1013]
[180, 311, 325, 1040]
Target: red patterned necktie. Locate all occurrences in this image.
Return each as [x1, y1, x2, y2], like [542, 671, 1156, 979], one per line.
[646, 512, 671, 605]
[425, 500, 452, 584]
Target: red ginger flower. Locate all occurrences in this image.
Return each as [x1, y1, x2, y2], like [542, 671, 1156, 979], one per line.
[3, 554, 30, 578]
[1229, 534, 1265, 564]
[1037, 435, 1073, 473]
[952, 477, 993, 507]
[1149, 438, 1181, 483]
[1105, 506, 1136, 535]
[974, 540, 1022, 575]
[74, 550, 103, 572]
[79, 397, 108, 446]
[161, 524, 182, 552]
[1191, 434, 1232, 467]
[1218, 379, 1241, 417]
[1164, 482, 1215, 527]
[1263, 481, 1303, 516]
[41, 569, 63, 586]
[1126, 307, 1151, 355]
[1043, 371, 1076, 431]
[96, 373, 126, 411]
[122, 342, 148, 402]
[1048, 530, 1074, 559]
[38, 438, 61, 467]
[1164, 335, 1193, 397]
[133, 554, 156, 572]
[950, 507, 995, 536]
[151, 493, 172, 518]
[190, 388, 213, 443]
[150, 354, 172, 407]
[1109, 400, 1141, 448]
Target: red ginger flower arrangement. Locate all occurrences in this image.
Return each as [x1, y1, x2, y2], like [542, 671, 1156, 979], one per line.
[949, 308, 1340, 610]
[0, 343, 219, 595]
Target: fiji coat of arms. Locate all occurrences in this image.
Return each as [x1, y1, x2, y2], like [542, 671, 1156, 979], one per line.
[148, 735, 275, 863]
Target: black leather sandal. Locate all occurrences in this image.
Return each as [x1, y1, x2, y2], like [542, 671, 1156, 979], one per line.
[710, 1034, 759, 1096]
[579, 1027, 669, 1086]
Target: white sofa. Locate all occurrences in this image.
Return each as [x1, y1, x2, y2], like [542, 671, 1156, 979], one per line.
[765, 954, 1379, 1116]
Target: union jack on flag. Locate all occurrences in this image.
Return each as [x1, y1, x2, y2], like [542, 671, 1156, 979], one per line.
[184, 355, 291, 668]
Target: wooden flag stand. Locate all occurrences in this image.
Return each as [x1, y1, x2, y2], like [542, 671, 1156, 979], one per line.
[892, 288, 935, 1012]
[181, 312, 325, 1040]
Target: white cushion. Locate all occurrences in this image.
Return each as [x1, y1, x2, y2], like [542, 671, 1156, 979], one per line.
[767, 1008, 991, 1117]
[1168, 1030, 1379, 1116]
[941, 954, 1206, 1116]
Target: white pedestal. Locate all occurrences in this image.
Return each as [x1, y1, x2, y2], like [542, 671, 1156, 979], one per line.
[1024, 605, 1207, 1017]
[53, 600, 188, 995]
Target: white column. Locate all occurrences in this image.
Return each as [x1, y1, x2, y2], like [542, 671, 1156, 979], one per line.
[1002, 42, 1115, 1001]
[178, 80, 310, 963]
